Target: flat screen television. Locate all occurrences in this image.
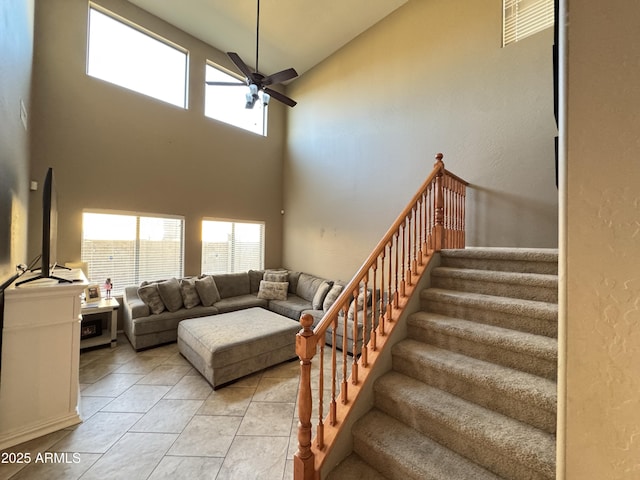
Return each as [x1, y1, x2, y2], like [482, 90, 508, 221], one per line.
[16, 168, 70, 286]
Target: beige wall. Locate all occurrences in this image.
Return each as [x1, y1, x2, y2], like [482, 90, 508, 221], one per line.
[0, 0, 33, 286]
[561, 0, 640, 477]
[283, 0, 558, 281]
[29, 0, 287, 277]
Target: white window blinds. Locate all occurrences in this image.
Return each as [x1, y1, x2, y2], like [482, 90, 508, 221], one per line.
[503, 0, 554, 46]
[201, 220, 265, 274]
[81, 211, 184, 295]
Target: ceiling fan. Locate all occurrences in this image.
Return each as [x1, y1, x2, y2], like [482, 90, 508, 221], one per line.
[206, 0, 298, 109]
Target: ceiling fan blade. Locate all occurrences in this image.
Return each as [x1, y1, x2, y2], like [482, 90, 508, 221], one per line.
[205, 81, 246, 86]
[227, 52, 254, 80]
[262, 67, 298, 86]
[264, 87, 297, 107]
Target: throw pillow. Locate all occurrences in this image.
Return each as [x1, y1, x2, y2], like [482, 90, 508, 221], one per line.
[195, 275, 221, 306]
[323, 281, 345, 312]
[264, 270, 289, 283]
[312, 280, 333, 310]
[157, 278, 184, 312]
[137, 283, 166, 315]
[180, 278, 201, 309]
[257, 280, 289, 300]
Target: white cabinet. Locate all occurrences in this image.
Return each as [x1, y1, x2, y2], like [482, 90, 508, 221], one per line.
[0, 273, 86, 450]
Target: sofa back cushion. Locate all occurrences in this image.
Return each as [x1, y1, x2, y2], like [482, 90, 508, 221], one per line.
[138, 283, 166, 315]
[312, 280, 333, 310]
[248, 270, 265, 294]
[157, 278, 184, 312]
[288, 271, 301, 294]
[212, 272, 251, 299]
[196, 275, 221, 306]
[180, 278, 201, 309]
[323, 281, 346, 312]
[296, 273, 326, 303]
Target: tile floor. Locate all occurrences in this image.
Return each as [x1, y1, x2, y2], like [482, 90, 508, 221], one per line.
[0, 333, 341, 480]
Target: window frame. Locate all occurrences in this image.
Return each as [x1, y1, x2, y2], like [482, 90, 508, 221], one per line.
[86, 3, 189, 108]
[81, 210, 185, 295]
[201, 218, 265, 275]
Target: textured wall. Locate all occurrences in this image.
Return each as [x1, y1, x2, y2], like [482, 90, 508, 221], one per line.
[284, 0, 558, 281]
[563, 0, 640, 478]
[29, 0, 287, 276]
[0, 0, 33, 286]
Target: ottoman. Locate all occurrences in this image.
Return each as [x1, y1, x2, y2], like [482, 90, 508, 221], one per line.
[177, 307, 300, 388]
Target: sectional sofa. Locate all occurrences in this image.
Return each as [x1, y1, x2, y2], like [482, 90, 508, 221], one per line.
[122, 269, 347, 351]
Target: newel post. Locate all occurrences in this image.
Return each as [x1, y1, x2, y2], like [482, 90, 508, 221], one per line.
[294, 314, 317, 480]
[433, 153, 445, 252]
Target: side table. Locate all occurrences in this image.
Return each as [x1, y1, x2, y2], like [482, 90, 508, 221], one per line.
[80, 297, 119, 349]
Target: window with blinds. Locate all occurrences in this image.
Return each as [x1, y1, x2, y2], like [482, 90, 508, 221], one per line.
[201, 219, 265, 275]
[503, 0, 554, 46]
[81, 211, 184, 295]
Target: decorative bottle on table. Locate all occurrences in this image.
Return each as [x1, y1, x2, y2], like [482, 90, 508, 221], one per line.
[104, 278, 113, 299]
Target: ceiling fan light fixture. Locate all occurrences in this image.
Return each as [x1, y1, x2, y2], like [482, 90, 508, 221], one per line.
[262, 92, 270, 106]
[245, 91, 257, 109]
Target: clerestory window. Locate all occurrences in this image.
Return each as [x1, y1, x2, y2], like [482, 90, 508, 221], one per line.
[87, 5, 188, 108]
[205, 62, 267, 136]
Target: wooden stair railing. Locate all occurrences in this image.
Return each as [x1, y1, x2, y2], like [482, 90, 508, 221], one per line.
[294, 153, 469, 480]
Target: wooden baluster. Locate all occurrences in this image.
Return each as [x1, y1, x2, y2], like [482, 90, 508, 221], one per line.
[317, 342, 325, 450]
[341, 302, 349, 404]
[371, 261, 378, 353]
[418, 196, 424, 264]
[461, 183, 466, 247]
[411, 206, 418, 273]
[378, 250, 385, 341]
[450, 178, 457, 247]
[455, 182, 462, 248]
[408, 210, 415, 287]
[351, 285, 359, 386]
[385, 241, 393, 332]
[444, 175, 451, 248]
[330, 316, 337, 426]
[361, 274, 369, 367]
[400, 222, 406, 297]
[393, 232, 399, 309]
[370, 258, 376, 356]
[294, 314, 316, 480]
[427, 182, 433, 251]
[433, 153, 445, 252]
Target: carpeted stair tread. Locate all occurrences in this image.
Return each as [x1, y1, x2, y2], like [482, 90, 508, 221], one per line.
[407, 311, 557, 378]
[326, 453, 389, 480]
[353, 409, 502, 480]
[375, 372, 556, 480]
[431, 267, 558, 302]
[422, 288, 557, 320]
[422, 288, 558, 337]
[392, 339, 556, 432]
[440, 247, 558, 275]
[409, 311, 557, 359]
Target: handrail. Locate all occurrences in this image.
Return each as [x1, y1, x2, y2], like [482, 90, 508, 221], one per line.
[293, 153, 468, 480]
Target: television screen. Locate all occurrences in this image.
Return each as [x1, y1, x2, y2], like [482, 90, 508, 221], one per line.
[15, 168, 70, 286]
[41, 167, 56, 278]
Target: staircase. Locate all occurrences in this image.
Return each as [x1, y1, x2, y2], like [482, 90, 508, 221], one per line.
[327, 247, 558, 480]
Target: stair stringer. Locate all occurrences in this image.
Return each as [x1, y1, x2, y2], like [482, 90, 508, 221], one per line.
[318, 252, 442, 480]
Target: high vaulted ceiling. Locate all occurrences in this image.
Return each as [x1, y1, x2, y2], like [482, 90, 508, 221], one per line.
[127, 0, 408, 79]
